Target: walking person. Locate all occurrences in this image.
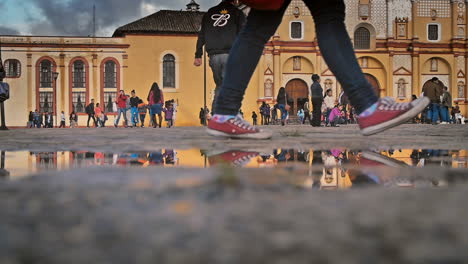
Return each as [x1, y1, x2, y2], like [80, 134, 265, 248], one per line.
[28, 111, 34, 128]
[422, 77, 443, 125]
[252, 111, 258, 126]
[147, 82, 164, 128]
[38, 112, 44, 128]
[271, 104, 278, 125]
[199, 107, 206, 126]
[85, 99, 97, 128]
[264, 104, 271, 125]
[440, 86, 452, 124]
[129, 90, 140, 127]
[139, 102, 148, 128]
[33, 110, 40, 128]
[59, 111, 66, 128]
[303, 100, 312, 125]
[194, 0, 246, 110]
[276, 87, 290, 126]
[69, 111, 78, 128]
[324, 89, 335, 126]
[338, 88, 349, 123]
[48, 112, 54, 128]
[95, 103, 103, 127]
[298, 108, 305, 124]
[259, 102, 266, 125]
[114, 90, 128, 128]
[311, 75, 324, 127]
[163, 102, 175, 128]
[206, 0, 429, 139]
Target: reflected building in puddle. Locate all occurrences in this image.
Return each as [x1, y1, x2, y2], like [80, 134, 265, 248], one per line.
[1, 149, 467, 188]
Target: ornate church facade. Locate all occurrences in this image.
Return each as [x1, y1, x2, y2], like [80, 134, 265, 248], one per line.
[1, 0, 467, 127]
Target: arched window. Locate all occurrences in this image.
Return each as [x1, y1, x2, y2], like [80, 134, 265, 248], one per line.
[70, 58, 88, 113]
[101, 58, 120, 113]
[73, 60, 85, 88]
[354, 27, 370, 49]
[264, 79, 273, 98]
[36, 58, 56, 114]
[163, 54, 176, 88]
[40, 60, 53, 88]
[104, 61, 117, 88]
[4, 59, 21, 78]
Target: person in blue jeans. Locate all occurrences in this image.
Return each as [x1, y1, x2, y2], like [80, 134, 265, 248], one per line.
[427, 103, 440, 125]
[114, 90, 128, 128]
[129, 90, 141, 127]
[276, 87, 289, 126]
[206, 0, 430, 139]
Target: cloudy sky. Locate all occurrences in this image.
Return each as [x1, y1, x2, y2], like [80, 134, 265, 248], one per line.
[0, 0, 219, 37]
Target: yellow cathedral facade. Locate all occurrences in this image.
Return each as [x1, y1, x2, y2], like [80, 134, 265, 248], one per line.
[1, 0, 468, 127]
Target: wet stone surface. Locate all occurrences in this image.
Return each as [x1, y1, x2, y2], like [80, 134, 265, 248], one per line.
[0, 126, 467, 263]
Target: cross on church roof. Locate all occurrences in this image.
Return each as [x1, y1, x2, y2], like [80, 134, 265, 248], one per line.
[186, 0, 200, 11]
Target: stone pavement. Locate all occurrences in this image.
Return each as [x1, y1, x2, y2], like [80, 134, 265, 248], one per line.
[0, 125, 468, 263]
[0, 124, 467, 152]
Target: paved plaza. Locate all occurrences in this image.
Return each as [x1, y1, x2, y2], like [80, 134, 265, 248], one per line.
[0, 125, 467, 263]
[1, 124, 467, 152]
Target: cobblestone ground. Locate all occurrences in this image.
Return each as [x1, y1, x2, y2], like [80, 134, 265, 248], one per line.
[0, 125, 468, 263]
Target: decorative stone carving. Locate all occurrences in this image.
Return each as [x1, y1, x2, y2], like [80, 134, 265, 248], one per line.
[458, 2, 465, 24]
[286, 0, 311, 16]
[361, 57, 369, 68]
[324, 79, 333, 90]
[397, 78, 407, 98]
[359, 4, 370, 19]
[458, 81, 465, 98]
[265, 79, 273, 98]
[393, 55, 412, 72]
[388, 0, 412, 38]
[418, 1, 451, 18]
[431, 58, 438, 72]
[293, 56, 301, 71]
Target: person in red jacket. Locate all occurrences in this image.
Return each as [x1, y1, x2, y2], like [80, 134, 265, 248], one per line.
[114, 90, 128, 128]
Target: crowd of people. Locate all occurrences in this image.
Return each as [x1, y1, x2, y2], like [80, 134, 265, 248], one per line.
[27, 82, 177, 129]
[247, 75, 465, 127]
[420, 77, 465, 124]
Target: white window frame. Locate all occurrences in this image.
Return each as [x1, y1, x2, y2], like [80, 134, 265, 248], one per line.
[427, 23, 441, 42]
[290, 21, 304, 41]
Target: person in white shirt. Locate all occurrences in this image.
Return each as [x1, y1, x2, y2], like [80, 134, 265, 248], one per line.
[323, 89, 336, 126]
[59, 111, 66, 128]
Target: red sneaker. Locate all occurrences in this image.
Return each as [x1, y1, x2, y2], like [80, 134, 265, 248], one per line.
[207, 115, 273, 139]
[207, 150, 259, 167]
[359, 97, 430, 136]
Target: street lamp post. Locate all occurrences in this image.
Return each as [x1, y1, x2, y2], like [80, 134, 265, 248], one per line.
[52, 72, 59, 127]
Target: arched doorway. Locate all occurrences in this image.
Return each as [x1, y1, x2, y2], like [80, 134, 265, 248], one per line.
[364, 73, 381, 97]
[285, 79, 308, 116]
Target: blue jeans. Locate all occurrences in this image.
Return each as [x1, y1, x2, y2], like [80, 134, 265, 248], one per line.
[209, 53, 229, 110]
[278, 104, 287, 120]
[214, 0, 378, 116]
[427, 103, 440, 124]
[440, 106, 450, 122]
[131, 107, 139, 126]
[114, 108, 128, 125]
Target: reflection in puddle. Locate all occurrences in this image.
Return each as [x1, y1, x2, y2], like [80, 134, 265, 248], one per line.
[1, 149, 467, 188]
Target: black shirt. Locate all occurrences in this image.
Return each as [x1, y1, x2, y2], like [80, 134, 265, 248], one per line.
[195, 2, 246, 58]
[130, 96, 140, 108]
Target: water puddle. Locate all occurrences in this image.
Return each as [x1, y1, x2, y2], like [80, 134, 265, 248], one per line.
[1, 149, 467, 189]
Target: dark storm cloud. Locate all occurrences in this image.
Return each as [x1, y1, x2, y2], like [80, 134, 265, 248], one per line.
[25, 0, 219, 36]
[0, 26, 20, 35]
